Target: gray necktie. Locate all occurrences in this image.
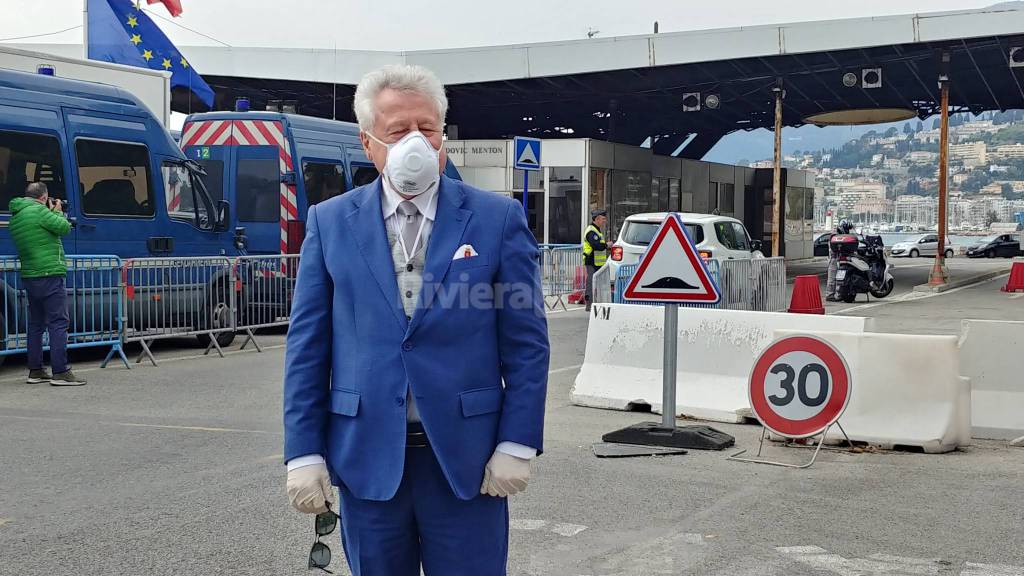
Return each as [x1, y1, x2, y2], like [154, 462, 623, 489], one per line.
[397, 201, 421, 255]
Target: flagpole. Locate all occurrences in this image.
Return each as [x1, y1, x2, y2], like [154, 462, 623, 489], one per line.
[82, 0, 89, 58]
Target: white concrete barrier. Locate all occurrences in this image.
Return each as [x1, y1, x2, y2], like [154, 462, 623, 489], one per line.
[571, 304, 874, 423]
[773, 330, 970, 453]
[959, 319, 1024, 440]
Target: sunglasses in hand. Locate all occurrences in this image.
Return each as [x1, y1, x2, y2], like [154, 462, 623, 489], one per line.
[309, 505, 339, 573]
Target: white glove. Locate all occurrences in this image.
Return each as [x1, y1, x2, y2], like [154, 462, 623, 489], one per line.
[287, 462, 336, 514]
[480, 450, 531, 498]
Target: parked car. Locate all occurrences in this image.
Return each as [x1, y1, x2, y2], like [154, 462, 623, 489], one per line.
[813, 233, 833, 257]
[606, 212, 763, 280]
[890, 234, 954, 258]
[965, 234, 1022, 258]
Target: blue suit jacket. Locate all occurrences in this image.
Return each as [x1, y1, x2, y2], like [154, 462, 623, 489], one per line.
[283, 176, 550, 501]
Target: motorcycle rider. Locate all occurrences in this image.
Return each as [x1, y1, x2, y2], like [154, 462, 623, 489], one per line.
[825, 220, 853, 302]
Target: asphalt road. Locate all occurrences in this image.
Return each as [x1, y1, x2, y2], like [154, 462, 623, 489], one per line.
[1, 308, 1023, 575]
[786, 257, 1016, 318]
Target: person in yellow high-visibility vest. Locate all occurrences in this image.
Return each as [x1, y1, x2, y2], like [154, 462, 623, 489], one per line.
[582, 209, 608, 311]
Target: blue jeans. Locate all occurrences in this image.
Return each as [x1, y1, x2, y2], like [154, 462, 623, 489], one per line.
[23, 276, 69, 374]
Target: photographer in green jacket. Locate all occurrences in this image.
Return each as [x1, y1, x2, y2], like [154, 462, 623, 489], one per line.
[8, 182, 85, 386]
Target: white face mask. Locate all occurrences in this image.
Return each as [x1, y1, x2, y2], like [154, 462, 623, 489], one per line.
[366, 130, 440, 197]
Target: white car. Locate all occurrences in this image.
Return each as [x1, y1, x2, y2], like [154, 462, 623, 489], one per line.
[605, 212, 763, 280]
[890, 234, 954, 258]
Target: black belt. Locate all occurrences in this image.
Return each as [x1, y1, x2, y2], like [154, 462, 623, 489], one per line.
[406, 422, 429, 448]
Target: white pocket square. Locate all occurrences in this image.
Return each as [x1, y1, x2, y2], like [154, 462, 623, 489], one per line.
[453, 244, 479, 260]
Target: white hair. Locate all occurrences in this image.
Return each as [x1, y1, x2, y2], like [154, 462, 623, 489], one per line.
[353, 64, 448, 132]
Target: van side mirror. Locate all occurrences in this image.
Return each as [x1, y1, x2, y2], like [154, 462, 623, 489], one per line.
[216, 200, 230, 232]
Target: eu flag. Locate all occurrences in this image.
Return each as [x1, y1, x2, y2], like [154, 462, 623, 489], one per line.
[86, 0, 214, 107]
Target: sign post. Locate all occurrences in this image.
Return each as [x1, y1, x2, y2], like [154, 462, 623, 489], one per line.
[729, 334, 854, 468]
[513, 136, 541, 217]
[601, 214, 735, 451]
[661, 303, 678, 430]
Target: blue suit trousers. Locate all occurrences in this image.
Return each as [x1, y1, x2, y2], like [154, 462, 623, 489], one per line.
[338, 445, 508, 576]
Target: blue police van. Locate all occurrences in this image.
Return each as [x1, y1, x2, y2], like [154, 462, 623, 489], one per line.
[0, 67, 460, 355]
[180, 107, 463, 256]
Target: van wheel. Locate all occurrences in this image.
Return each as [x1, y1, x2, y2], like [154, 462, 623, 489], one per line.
[197, 285, 236, 348]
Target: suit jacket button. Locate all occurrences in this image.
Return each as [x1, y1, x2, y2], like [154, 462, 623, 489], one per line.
[405, 290, 413, 298]
[402, 342, 413, 351]
[395, 396, 405, 406]
[406, 263, 414, 272]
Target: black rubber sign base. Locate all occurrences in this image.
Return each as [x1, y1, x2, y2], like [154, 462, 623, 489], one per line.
[602, 422, 736, 451]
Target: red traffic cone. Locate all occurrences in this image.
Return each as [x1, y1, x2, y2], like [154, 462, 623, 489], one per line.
[1002, 261, 1024, 293]
[789, 275, 825, 314]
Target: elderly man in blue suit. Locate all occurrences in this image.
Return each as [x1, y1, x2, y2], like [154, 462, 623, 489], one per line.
[283, 64, 550, 576]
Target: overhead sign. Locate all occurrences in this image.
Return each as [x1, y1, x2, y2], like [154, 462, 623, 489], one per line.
[621, 214, 721, 303]
[748, 335, 852, 439]
[513, 136, 542, 171]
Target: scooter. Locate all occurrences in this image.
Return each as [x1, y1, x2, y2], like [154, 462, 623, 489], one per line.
[831, 234, 894, 303]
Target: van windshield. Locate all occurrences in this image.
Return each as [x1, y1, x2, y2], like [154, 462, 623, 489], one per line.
[621, 221, 703, 246]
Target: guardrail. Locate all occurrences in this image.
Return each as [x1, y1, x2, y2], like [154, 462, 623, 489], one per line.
[611, 257, 787, 312]
[121, 256, 235, 366]
[0, 255, 127, 368]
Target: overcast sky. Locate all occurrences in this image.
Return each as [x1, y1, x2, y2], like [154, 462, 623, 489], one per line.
[0, 0, 1004, 51]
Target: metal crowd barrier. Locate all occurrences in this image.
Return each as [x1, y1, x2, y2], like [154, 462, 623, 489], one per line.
[232, 254, 300, 351]
[538, 245, 585, 311]
[612, 257, 787, 312]
[612, 261, 722, 309]
[121, 256, 235, 366]
[591, 264, 613, 304]
[0, 255, 127, 368]
[717, 257, 787, 312]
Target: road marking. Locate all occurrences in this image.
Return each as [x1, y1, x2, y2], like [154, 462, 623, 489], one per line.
[778, 546, 947, 575]
[544, 305, 585, 313]
[105, 421, 277, 434]
[962, 562, 1024, 576]
[550, 522, 588, 537]
[1009, 293, 1024, 300]
[511, 519, 548, 531]
[835, 274, 1008, 315]
[0, 518, 11, 529]
[511, 518, 587, 537]
[0, 413, 278, 435]
[549, 364, 583, 375]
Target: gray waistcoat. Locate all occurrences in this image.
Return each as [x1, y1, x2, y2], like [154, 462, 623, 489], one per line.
[388, 228, 426, 320]
[388, 228, 426, 421]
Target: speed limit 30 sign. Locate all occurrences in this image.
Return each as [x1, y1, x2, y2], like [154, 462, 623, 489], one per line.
[748, 335, 852, 439]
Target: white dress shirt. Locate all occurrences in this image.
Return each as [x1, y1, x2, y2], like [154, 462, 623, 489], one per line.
[287, 177, 536, 472]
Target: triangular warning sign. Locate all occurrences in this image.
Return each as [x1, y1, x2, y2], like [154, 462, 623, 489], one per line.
[622, 214, 721, 303]
[517, 142, 539, 166]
